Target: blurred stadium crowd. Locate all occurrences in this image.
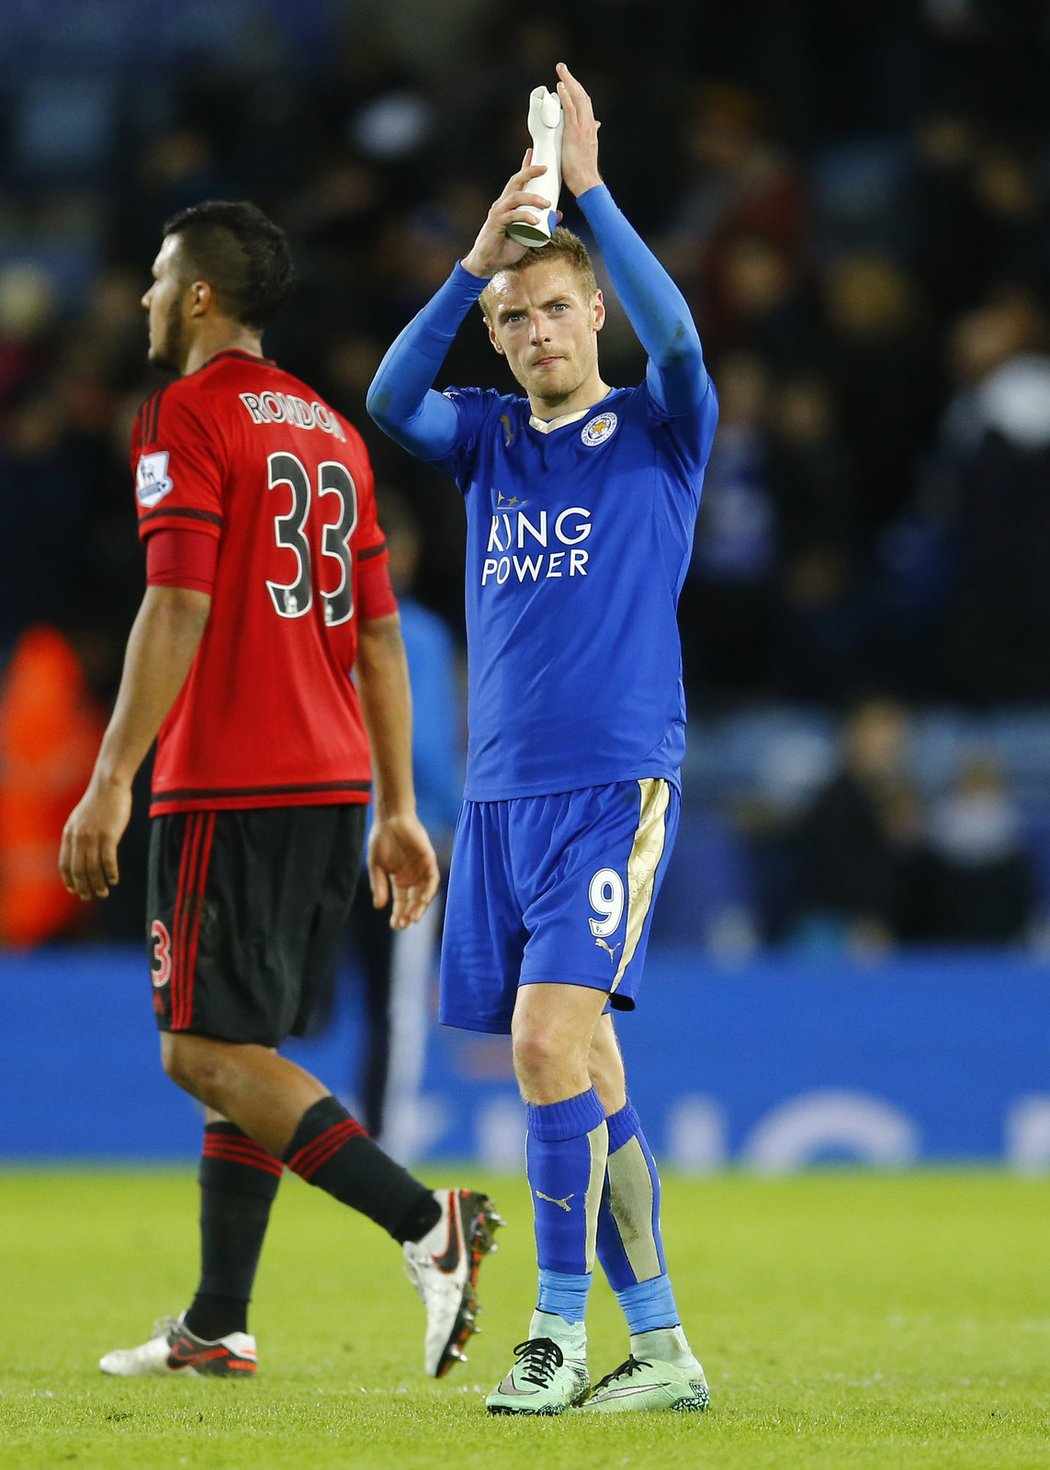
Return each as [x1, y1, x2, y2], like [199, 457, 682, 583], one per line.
[2, 0, 1049, 953]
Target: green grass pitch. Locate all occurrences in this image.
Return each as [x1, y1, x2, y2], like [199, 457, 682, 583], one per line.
[0, 1168, 1047, 1469]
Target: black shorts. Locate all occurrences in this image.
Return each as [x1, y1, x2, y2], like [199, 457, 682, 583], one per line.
[146, 804, 366, 1047]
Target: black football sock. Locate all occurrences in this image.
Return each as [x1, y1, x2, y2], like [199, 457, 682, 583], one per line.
[183, 1122, 283, 1341]
[282, 1095, 440, 1243]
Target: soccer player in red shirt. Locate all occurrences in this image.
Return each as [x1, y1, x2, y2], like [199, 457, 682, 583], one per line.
[60, 201, 499, 1381]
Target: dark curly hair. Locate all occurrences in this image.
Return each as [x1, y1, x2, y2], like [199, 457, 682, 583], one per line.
[162, 200, 295, 330]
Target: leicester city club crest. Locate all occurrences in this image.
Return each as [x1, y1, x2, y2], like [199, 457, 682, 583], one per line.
[581, 411, 618, 447]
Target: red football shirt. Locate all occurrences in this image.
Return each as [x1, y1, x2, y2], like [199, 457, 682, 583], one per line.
[132, 350, 393, 815]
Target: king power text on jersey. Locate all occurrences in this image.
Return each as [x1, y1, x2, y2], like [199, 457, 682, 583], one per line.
[482, 505, 591, 586]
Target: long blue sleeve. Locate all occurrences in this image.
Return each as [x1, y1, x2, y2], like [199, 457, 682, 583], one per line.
[366, 264, 486, 460]
[577, 185, 708, 418]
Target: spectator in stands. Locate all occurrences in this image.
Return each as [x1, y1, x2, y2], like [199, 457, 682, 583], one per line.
[0, 263, 57, 420]
[911, 754, 1036, 946]
[708, 231, 822, 370]
[0, 388, 91, 657]
[785, 697, 920, 958]
[657, 81, 807, 319]
[821, 250, 940, 534]
[906, 110, 1002, 332]
[935, 288, 1050, 701]
[766, 372, 864, 702]
[682, 352, 777, 702]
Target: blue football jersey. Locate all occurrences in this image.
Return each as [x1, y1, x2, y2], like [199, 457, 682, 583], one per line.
[433, 378, 719, 799]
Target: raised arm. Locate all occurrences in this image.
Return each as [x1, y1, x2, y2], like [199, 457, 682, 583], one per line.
[366, 268, 479, 461]
[556, 63, 708, 418]
[367, 157, 556, 459]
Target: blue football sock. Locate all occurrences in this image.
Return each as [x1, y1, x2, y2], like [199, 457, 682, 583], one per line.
[535, 1271, 591, 1331]
[526, 1088, 608, 1326]
[597, 1101, 681, 1332]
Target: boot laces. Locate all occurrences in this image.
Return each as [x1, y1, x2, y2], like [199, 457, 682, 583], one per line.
[593, 1354, 652, 1392]
[513, 1337, 565, 1387]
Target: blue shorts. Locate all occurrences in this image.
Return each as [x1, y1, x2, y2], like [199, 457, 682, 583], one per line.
[439, 778, 680, 1034]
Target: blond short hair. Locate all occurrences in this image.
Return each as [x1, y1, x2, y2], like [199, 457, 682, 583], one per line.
[479, 228, 598, 320]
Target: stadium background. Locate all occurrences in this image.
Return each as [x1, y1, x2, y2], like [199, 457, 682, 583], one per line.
[1, 0, 1049, 1169]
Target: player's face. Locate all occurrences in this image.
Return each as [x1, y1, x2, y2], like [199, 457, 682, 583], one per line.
[485, 260, 605, 413]
[142, 234, 191, 373]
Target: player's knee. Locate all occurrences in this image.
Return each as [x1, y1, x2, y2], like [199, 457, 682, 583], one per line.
[511, 1022, 582, 1095]
[160, 1032, 201, 1092]
[160, 1032, 230, 1106]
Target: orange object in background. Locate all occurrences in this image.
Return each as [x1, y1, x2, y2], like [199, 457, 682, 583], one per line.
[0, 624, 106, 946]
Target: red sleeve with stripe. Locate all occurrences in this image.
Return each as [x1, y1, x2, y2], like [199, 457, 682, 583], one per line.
[132, 385, 225, 543]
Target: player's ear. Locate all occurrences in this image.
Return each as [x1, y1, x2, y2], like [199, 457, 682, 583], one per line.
[188, 279, 213, 318]
[592, 288, 605, 334]
[487, 323, 505, 356]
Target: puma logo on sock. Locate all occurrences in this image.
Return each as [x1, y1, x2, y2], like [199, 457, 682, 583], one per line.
[535, 1190, 574, 1213]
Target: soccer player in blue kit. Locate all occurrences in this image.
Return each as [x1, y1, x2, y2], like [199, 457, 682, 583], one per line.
[368, 64, 718, 1415]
